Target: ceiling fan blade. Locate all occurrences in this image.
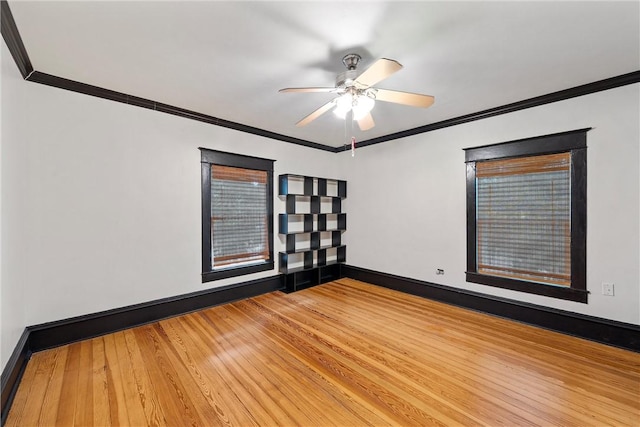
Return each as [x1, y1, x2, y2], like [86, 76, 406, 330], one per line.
[357, 112, 375, 131]
[279, 87, 338, 93]
[373, 88, 435, 108]
[296, 100, 336, 127]
[354, 58, 403, 88]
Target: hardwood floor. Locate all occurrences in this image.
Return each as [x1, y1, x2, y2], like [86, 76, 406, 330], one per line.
[6, 278, 640, 426]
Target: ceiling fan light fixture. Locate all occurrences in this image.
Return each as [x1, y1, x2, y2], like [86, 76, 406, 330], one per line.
[333, 93, 353, 118]
[333, 93, 375, 121]
[352, 95, 375, 120]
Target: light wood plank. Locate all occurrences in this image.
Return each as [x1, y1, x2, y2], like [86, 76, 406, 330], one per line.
[132, 323, 204, 426]
[91, 337, 112, 426]
[55, 342, 81, 425]
[73, 340, 94, 425]
[122, 328, 167, 426]
[4, 346, 43, 427]
[22, 346, 69, 426]
[6, 279, 640, 426]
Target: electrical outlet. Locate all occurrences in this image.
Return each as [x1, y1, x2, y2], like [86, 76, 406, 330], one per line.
[602, 283, 615, 296]
[436, 269, 444, 275]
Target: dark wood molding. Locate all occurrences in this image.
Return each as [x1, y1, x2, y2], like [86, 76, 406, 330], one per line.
[0, 0, 33, 79]
[199, 148, 275, 283]
[0, 0, 325, 152]
[23, 68, 640, 154]
[0, 329, 31, 425]
[337, 71, 640, 151]
[202, 262, 275, 282]
[25, 71, 334, 152]
[343, 265, 640, 352]
[571, 147, 588, 294]
[26, 69, 640, 154]
[464, 129, 589, 303]
[2, 268, 638, 424]
[463, 128, 589, 162]
[465, 162, 477, 275]
[27, 275, 283, 352]
[27, 71, 132, 103]
[201, 161, 212, 276]
[2, 0, 638, 153]
[0, 274, 283, 423]
[199, 148, 276, 169]
[464, 272, 589, 303]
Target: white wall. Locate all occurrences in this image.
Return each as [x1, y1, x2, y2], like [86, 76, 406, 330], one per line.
[2, 43, 638, 373]
[1, 44, 28, 371]
[0, 43, 347, 370]
[343, 83, 640, 325]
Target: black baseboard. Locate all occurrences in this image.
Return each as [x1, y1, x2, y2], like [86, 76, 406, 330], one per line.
[0, 274, 283, 425]
[343, 265, 640, 352]
[28, 275, 284, 352]
[1, 329, 31, 425]
[3, 267, 637, 424]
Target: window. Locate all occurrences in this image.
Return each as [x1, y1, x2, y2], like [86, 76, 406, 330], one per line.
[464, 129, 589, 303]
[200, 149, 274, 282]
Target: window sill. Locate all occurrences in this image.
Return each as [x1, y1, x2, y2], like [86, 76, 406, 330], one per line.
[466, 272, 588, 303]
[203, 261, 274, 283]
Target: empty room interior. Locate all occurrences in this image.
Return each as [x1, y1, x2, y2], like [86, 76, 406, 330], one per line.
[1, 1, 639, 426]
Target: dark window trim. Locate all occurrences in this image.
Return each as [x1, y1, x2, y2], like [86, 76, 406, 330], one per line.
[464, 128, 591, 162]
[464, 129, 589, 303]
[200, 148, 275, 282]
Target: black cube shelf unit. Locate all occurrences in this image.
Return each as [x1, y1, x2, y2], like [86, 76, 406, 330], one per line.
[279, 174, 347, 292]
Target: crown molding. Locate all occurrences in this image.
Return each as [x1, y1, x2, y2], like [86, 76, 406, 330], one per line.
[2, 0, 639, 153]
[1, 0, 33, 79]
[338, 70, 640, 152]
[1, 1, 332, 152]
[27, 71, 334, 152]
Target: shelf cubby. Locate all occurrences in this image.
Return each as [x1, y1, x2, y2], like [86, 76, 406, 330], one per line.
[279, 213, 313, 234]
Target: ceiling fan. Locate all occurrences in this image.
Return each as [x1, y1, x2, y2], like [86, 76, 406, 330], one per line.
[279, 54, 434, 131]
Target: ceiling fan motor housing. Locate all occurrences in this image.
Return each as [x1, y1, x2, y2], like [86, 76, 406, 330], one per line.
[336, 70, 358, 89]
[342, 53, 361, 69]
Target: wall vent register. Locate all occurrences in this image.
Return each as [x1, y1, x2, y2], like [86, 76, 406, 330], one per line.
[278, 174, 346, 292]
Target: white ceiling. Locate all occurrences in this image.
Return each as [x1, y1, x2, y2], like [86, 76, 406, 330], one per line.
[8, 1, 640, 148]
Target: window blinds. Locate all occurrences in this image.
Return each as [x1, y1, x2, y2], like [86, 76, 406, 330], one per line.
[476, 152, 571, 287]
[211, 165, 268, 269]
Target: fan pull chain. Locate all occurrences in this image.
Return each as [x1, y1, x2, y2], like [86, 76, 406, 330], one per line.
[343, 114, 348, 151]
[350, 111, 355, 157]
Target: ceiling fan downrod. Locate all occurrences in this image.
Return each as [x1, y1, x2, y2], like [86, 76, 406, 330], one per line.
[336, 54, 361, 89]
